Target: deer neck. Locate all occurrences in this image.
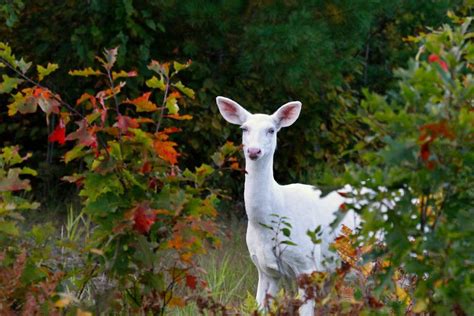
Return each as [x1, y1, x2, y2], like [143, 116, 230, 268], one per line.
[244, 154, 280, 223]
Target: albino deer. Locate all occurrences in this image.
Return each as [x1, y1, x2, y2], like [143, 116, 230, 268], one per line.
[216, 96, 360, 315]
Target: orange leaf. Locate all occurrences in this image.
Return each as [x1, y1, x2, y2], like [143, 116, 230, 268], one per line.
[154, 134, 179, 165]
[125, 92, 158, 112]
[165, 113, 193, 120]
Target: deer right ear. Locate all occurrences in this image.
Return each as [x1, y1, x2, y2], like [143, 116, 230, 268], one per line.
[216, 96, 251, 125]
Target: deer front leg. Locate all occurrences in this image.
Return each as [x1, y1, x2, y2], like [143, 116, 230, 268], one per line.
[256, 269, 279, 311]
[298, 287, 315, 316]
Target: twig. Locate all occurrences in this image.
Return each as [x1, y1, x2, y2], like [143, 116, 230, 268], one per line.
[155, 76, 170, 133]
[0, 56, 84, 118]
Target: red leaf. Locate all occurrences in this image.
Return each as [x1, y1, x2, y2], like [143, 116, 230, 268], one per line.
[65, 119, 97, 148]
[186, 274, 197, 290]
[114, 115, 139, 133]
[48, 119, 66, 145]
[418, 121, 454, 169]
[420, 143, 430, 162]
[428, 54, 449, 72]
[141, 161, 152, 174]
[130, 204, 156, 234]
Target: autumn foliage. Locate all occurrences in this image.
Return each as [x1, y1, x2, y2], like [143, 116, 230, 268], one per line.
[0, 45, 241, 314]
[0, 11, 473, 316]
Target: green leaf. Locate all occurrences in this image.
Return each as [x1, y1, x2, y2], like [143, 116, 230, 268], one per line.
[37, 63, 59, 81]
[282, 227, 291, 237]
[173, 60, 191, 74]
[259, 222, 274, 230]
[80, 173, 124, 202]
[64, 145, 86, 163]
[172, 81, 195, 99]
[0, 74, 23, 93]
[0, 221, 19, 236]
[146, 76, 166, 91]
[0, 42, 16, 67]
[165, 95, 179, 114]
[280, 240, 297, 246]
[16, 58, 32, 74]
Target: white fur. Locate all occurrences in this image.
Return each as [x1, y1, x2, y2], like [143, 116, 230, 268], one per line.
[216, 97, 360, 315]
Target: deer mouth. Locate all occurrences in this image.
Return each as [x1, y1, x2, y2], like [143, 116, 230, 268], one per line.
[248, 154, 260, 161]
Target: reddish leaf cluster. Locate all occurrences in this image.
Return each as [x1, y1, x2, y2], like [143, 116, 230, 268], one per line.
[428, 54, 449, 72]
[419, 121, 454, 169]
[130, 204, 156, 234]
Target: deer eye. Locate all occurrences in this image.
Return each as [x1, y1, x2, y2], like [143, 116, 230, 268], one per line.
[267, 128, 275, 135]
[241, 126, 249, 133]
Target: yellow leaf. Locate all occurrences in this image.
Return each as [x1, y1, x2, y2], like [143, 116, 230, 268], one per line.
[395, 284, 411, 304]
[413, 299, 428, 313]
[125, 92, 158, 112]
[146, 76, 166, 91]
[77, 309, 92, 316]
[54, 297, 71, 308]
[37, 63, 59, 81]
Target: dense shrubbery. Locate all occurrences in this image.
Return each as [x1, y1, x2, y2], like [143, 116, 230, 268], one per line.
[0, 44, 243, 313]
[0, 3, 472, 315]
[0, 1, 467, 196]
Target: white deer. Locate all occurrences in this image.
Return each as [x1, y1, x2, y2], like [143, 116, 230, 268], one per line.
[216, 96, 360, 315]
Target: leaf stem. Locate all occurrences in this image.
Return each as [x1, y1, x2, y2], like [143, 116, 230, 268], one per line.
[155, 75, 170, 133]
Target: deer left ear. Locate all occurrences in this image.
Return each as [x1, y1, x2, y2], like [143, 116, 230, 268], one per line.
[272, 101, 302, 129]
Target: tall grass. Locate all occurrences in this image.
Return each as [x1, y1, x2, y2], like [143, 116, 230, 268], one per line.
[170, 219, 257, 315]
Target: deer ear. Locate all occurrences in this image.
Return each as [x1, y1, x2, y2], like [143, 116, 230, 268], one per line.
[216, 96, 251, 125]
[272, 101, 302, 129]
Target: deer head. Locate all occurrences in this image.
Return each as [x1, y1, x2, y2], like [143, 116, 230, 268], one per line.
[216, 96, 302, 162]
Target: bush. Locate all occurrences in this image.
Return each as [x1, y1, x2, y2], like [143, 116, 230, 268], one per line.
[0, 44, 241, 314]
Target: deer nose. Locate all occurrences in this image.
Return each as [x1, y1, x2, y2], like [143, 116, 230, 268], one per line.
[247, 147, 262, 160]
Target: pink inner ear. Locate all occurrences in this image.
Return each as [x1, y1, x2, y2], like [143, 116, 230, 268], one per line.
[222, 101, 237, 114]
[280, 105, 296, 120]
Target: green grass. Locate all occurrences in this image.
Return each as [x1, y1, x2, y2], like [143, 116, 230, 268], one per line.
[169, 219, 258, 315]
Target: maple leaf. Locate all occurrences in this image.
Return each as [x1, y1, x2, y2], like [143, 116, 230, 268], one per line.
[65, 119, 97, 148]
[0, 169, 31, 191]
[33, 87, 61, 118]
[114, 115, 139, 134]
[48, 119, 66, 145]
[76, 93, 96, 107]
[124, 92, 158, 112]
[0, 74, 23, 93]
[7, 90, 37, 116]
[37, 63, 59, 82]
[154, 133, 179, 165]
[127, 204, 156, 234]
